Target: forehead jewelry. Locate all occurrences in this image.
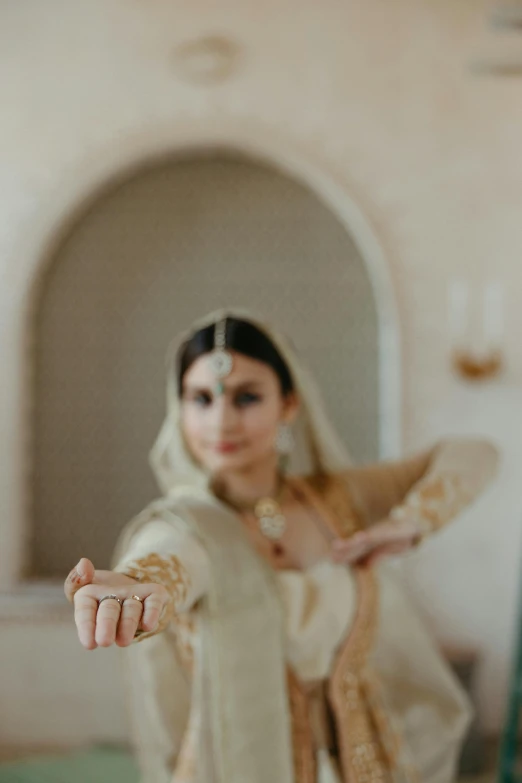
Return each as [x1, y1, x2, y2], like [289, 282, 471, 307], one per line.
[208, 318, 233, 390]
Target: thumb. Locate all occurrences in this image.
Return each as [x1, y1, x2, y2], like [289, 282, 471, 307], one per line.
[64, 557, 96, 603]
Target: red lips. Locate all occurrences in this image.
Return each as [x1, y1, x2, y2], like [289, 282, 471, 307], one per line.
[213, 442, 241, 454]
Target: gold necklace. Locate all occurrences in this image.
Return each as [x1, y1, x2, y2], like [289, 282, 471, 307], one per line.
[216, 478, 287, 541]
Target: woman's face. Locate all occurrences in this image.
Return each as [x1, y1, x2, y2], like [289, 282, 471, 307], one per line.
[180, 351, 297, 476]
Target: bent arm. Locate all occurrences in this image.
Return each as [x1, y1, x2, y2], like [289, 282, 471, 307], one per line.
[345, 438, 499, 536]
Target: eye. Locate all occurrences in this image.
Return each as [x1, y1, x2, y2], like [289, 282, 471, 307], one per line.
[234, 391, 262, 408]
[193, 391, 213, 408]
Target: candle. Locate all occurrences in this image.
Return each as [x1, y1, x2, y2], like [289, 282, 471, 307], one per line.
[483, 281, 504, 350]
[448, 281, 469, 346]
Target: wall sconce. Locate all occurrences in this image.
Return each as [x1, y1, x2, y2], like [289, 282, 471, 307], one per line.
[448, 281, 505, 382]
[173, 36, 242, 86]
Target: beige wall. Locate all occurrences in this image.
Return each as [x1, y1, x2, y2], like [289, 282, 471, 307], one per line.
[31, 156, 379, 577]
[0, 0, 521, 743]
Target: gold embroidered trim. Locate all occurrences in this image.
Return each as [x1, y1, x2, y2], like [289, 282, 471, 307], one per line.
[287, 668, 316, 783]
[121, 553, 191, 635]
[390, 471, 473, 535]
[329, 569, 391, 783]
[122, 553, 190, 603]
[302, 472, 418, 781]
[329, 568, 419, 783]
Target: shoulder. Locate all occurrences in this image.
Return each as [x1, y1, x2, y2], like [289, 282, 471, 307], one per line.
[112, 497, 201, 567]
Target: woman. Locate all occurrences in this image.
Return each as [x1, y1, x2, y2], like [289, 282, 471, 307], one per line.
[65, 310, 498, 783]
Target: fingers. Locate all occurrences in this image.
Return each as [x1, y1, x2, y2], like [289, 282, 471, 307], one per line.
[116, 597, 145, 647]
[74, 591, 99, 650]
[141, 588, 169, 633]
[73, 583, 170, 650]
[74, 591, 126, 649]
[98, 585, 168, 645]
[74, 591, 127, 649]
[331, 534, 372, 564]
[95, 596, 127, 647]
[331, 526, 415, 565]
[64, 558, 95, 603]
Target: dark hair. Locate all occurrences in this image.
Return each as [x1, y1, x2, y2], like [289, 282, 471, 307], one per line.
[177, 317, 295, 396]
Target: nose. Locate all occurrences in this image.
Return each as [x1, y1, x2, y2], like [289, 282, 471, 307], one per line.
[211, 394, 238, 436]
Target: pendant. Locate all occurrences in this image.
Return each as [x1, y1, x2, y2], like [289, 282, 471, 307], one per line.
[259, 513, 286, 540]
[255, 497, 286, 541]
[208, 348, 233, 379]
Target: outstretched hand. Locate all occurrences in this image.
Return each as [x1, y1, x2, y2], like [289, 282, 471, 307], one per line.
[64, 558, 170, 650]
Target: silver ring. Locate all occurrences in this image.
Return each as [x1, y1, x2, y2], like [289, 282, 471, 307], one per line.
[98, 594, 124, 608]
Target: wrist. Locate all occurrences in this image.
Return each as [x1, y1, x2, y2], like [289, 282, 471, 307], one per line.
[390, 507, 432, 546]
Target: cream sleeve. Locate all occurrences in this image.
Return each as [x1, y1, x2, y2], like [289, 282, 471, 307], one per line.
[114, 518, 210, 637]
[345, 438, 499, 537]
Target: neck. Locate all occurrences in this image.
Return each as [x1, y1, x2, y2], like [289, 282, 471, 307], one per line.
[213, 456, 281, 506]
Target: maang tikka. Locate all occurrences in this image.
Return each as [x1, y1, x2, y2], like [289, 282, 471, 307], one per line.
[208, 318, 233, 393]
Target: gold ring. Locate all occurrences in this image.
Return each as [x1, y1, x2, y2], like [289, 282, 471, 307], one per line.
[129, 595, 143, 604]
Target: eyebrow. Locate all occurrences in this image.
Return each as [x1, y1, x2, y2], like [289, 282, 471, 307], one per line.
[184, 380, 264, 394]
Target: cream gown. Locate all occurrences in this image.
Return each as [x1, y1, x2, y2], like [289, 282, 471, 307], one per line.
[116, 517, 356, 783]
[110, 310, 498, 783]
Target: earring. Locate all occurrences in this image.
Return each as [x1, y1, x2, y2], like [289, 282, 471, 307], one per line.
[275, 423, 294, 456]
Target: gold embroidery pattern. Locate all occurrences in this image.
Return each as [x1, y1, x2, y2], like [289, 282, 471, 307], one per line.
[304, 472, 418, 782]
[122, 553, 190, 605]
[174, 611, 196, 672]
[329, 568, 418, 783]
[287, 668, 316, 783]
[121, 553, 191, 635]
[390, 472, 472, 536]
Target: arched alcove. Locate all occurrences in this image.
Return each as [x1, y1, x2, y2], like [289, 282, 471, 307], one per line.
[30, 153, 383, 576]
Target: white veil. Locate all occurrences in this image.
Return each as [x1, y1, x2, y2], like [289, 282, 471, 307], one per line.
[149, 307, 352, 496]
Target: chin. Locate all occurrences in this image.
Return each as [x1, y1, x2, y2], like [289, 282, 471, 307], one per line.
[208, 457, 250, 475]
[204, 450, 261, 476]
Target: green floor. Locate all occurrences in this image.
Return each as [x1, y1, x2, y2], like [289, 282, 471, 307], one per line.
[0, 747, 139, 783]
